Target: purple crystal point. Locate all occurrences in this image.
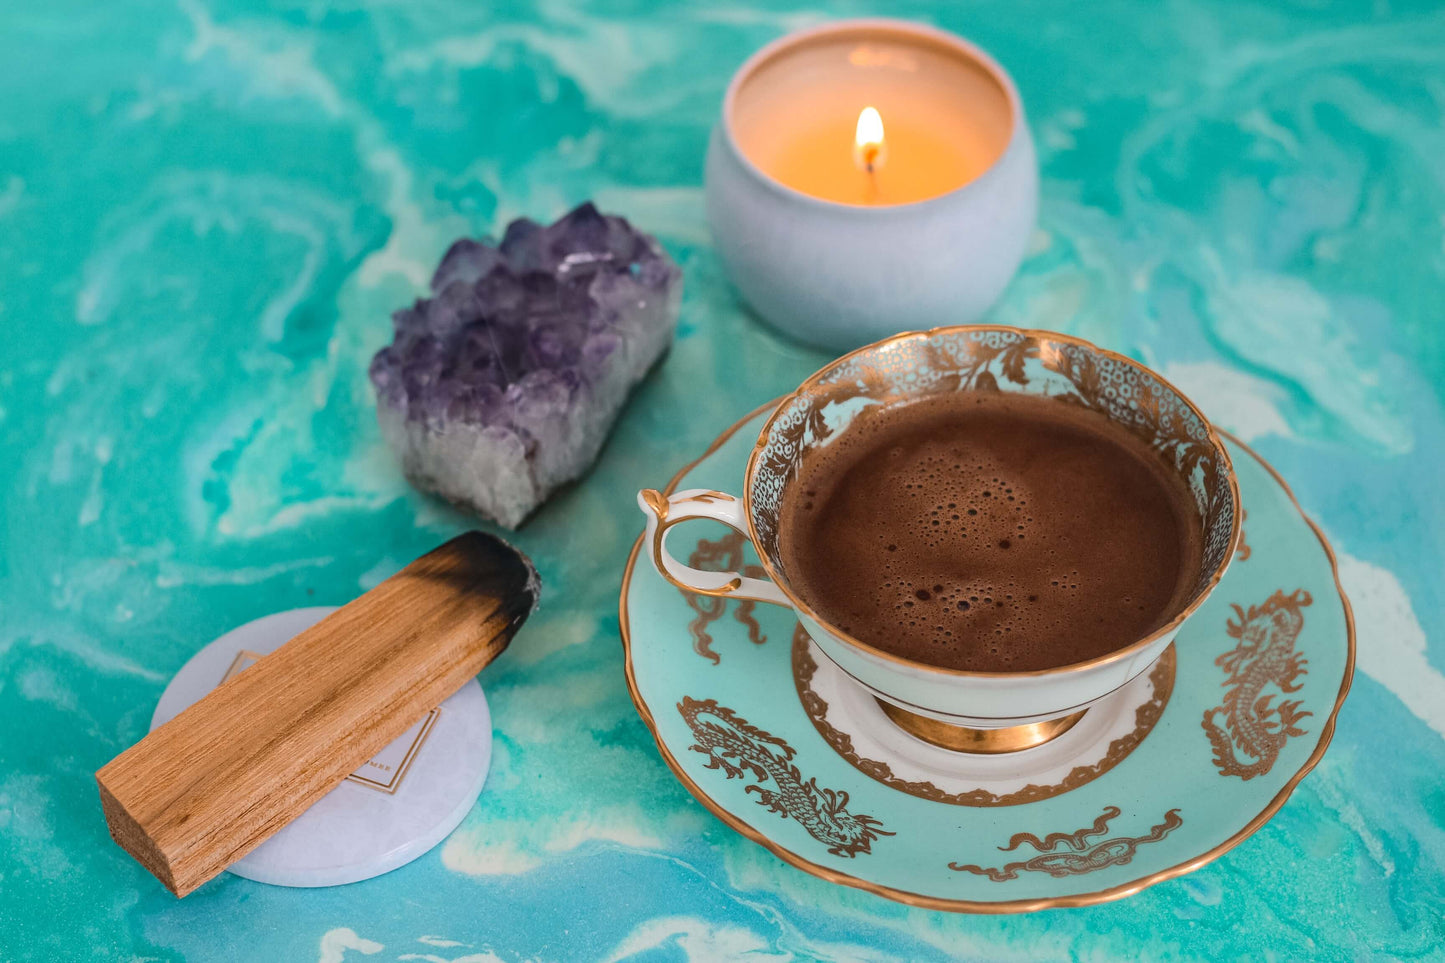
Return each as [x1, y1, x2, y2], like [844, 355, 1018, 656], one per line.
[370, 203, 681, 527]
[430, 238, 502, 292]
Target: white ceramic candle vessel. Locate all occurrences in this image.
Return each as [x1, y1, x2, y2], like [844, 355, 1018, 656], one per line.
[706, 20, 1039, 351]
[638, 327, 1241, 750]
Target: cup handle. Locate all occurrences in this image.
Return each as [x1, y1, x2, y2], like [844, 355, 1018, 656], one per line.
[637, 488, 791, 606]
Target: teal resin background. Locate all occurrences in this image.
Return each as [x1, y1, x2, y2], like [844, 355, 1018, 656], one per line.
[1, 0, 1442, 960]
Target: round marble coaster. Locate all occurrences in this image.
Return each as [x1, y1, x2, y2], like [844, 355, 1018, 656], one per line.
[151, 606, 491, 888]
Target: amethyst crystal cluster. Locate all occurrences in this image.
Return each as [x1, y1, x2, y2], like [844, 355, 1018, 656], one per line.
[370, 204, 681, 527]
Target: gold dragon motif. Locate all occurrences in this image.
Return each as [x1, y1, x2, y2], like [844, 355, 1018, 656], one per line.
[1203, 588, 1313, 780]
[678, 697, 893, 858]
[678, 534, 768, 664]
[948, 806, 1183, 880]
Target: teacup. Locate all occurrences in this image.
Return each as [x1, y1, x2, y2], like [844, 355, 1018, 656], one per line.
[638, 325, 1240, 752]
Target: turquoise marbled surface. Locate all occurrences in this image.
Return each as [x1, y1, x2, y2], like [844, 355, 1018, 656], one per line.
[1, 0, 1442, 959]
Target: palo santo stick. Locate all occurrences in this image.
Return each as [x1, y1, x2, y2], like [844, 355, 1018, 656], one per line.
[96, 532, 538, 896]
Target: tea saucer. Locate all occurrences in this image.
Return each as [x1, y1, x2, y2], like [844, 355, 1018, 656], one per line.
[620, 402, 1354, 912]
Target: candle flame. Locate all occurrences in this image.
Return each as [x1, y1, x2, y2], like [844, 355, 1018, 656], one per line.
[849, 106, 884, 167]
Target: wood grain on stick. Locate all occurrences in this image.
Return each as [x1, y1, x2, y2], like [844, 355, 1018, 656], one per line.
[96, 532, 538, 896]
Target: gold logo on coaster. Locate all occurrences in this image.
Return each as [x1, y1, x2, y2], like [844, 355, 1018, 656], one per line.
[219, 650, 439, 795]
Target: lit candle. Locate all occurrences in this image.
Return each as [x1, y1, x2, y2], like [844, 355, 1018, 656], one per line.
[705, 19, 1038, 349]
[853, 106, 886, 206]
[854, 106, 885, 173]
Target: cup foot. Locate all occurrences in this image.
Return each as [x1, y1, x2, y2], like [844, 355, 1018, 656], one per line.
[875, 699, 1088, 754]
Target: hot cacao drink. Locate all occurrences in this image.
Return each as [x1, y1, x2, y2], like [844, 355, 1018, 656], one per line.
[777, 391, 1203, 672]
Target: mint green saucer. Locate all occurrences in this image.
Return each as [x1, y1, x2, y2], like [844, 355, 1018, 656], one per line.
[621, 403, 1354, 913]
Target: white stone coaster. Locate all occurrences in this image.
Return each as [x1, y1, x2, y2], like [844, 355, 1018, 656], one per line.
[150, 606, 491, 888]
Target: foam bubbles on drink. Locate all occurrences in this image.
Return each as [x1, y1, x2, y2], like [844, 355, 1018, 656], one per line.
[851, 448, 1095, 668]
[778, 391, 1202, 672]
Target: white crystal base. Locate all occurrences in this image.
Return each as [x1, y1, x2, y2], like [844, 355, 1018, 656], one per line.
[150, 606, 491, 888]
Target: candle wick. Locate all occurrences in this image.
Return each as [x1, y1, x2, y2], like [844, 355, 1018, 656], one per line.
[856, 140, 882, 203]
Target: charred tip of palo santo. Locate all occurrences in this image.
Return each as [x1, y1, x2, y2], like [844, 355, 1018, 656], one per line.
[96, 531, 538, 897]
[452, 529, 542, 620]
[487, 530, 543, 618]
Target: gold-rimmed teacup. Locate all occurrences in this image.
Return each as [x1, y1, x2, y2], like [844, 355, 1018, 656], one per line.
[638, 325, 1240, 752]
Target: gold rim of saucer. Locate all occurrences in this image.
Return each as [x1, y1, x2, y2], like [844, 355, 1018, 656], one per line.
[618, 399, 1354, 913]
[739, 324, 1245, 681]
